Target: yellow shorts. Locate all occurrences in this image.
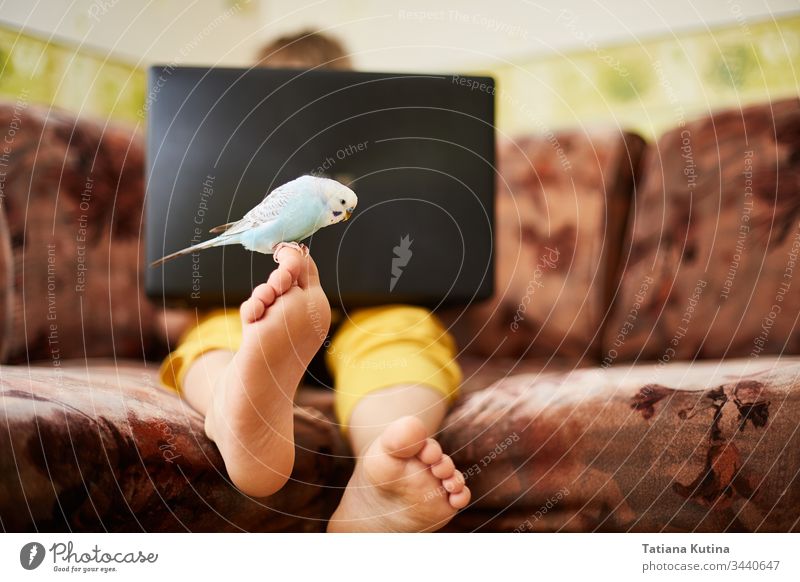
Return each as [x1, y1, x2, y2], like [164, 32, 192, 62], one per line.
[159, 305, 461, 428]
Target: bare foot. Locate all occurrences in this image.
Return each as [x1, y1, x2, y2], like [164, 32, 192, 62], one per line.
[204, 247, 330, 497]
[327, 416, 470, 532]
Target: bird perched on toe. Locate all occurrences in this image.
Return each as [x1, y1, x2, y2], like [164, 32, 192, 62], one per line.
[151, 175, 357, 266]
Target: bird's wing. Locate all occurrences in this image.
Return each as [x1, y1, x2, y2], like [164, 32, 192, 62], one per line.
[211, 183, 300, 237]
[208, 221, 237, 234]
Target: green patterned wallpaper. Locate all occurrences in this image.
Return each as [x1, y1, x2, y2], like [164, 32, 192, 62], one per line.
[486, 14, 800, 138]
[1, 15, 798, 137]
[0, 26, 145, 125]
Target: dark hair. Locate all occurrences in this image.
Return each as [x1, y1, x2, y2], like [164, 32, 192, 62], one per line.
[255, 30, 353, 70]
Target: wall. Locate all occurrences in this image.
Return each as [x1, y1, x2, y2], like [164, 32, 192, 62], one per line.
[0, 1, 798, 137]
[259, 0, 799, 73]
[0, 0, 263, 67]
[0, 26, 144, 124]
[0, 0, 264, 126]
[489, 14, 800, 138]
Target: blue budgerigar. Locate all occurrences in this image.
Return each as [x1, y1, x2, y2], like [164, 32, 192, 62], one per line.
[151, 175, 357, 267]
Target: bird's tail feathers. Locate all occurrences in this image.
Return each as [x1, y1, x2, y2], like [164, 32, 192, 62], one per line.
[150, 233, 240, 267]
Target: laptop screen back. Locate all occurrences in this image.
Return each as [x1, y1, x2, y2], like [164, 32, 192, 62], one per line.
[145, 67, 495, 309]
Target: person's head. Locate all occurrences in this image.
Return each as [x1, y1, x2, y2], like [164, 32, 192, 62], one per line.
[255, 30, 353, 70]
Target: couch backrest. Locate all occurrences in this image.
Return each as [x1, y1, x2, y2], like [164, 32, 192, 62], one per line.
[442, 130, 645, 363]
[447, 98, 800, 365]
[603, 98, 800, 362]
[0, 103, 176, 363]
[2, 99, 797, 366]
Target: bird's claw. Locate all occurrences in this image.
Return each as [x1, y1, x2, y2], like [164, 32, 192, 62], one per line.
[272, 242, 309, 263]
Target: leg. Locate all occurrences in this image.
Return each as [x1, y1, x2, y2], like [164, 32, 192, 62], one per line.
[347, 383, 447, 457]
[182, 348, 234, 415]
[160, 246, 330, 498]
[325, 306, 470, 532]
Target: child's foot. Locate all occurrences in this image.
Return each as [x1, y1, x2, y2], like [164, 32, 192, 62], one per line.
[327, 416, 470, 532]
[204, 247, 330, 497]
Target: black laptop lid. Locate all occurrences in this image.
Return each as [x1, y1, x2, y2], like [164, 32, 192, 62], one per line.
[145, 67, 495, 309]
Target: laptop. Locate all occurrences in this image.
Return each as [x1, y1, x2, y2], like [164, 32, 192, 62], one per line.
[145, 66, 495, 309]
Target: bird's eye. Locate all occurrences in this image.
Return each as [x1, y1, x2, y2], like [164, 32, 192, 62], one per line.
[339, 199, 346, 205]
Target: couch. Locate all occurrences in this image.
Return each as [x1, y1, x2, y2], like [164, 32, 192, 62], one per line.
[1, 98, 799, 532]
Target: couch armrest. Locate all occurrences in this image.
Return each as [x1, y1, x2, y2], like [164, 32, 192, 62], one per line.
[441, 357, 800, 532]
[0, 362, 351, 531]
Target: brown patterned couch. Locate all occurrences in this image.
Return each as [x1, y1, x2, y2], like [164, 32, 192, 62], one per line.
[1, 99, 799, 532]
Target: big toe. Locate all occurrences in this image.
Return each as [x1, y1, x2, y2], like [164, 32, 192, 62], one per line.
[378, 416, 429, 459]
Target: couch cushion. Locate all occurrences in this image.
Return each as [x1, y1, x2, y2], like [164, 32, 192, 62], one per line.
[6, 355, 796, 532]
[443, 131, 645, 362]
[0, 103, 190, 364]
[0, 362, 351, 531]
[603, 98, 800, 361]
[440, 357, 800, 532]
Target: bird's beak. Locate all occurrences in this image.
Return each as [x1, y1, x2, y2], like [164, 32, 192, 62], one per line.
[344, 208, 354, 221]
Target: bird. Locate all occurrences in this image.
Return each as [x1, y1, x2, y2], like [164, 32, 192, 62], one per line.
[151, 175, 357, 267]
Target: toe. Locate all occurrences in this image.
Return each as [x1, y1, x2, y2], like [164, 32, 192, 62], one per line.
[448, 487, 471, 510]
[295, 252, 320, 289]
[418, 438, 443, 465]
[240, 297, 266, 323]
[251, 282, 277, 309]
[276, 246, 319, 289]
[267, 264, 294, 296]
[442, 470, 465, 494]
[431, 454, 455, 479]
[274, 246, 303, 281]
[379, 416, 428, 459]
